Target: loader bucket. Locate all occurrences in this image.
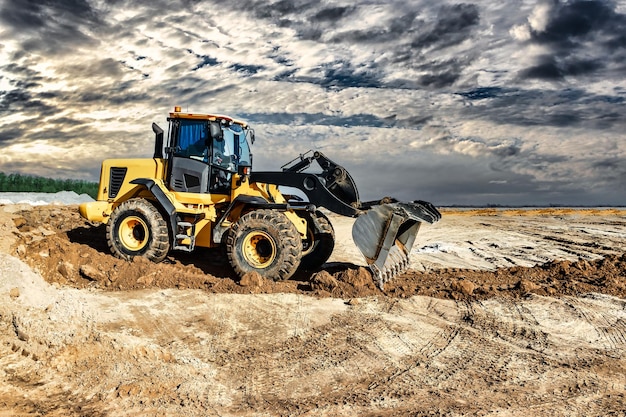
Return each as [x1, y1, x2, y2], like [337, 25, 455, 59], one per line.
[352, 201, 441, 289]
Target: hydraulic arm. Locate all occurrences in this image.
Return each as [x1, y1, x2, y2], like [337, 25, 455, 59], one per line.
[251, 150, 441, 288]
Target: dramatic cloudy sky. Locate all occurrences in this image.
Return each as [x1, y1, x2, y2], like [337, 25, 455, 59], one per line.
[0, 0, 625, 206]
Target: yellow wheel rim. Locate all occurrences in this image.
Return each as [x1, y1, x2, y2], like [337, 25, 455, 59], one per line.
[119, 215, 148, 251]
[242, 231, 277, 268]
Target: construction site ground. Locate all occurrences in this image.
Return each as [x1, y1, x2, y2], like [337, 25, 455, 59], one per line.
[0, 204, 625, 416]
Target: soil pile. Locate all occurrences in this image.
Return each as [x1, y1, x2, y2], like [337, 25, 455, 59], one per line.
[12, 206, 626, 300]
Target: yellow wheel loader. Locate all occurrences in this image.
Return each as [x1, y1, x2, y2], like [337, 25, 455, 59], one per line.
[79, 107, 441, 288]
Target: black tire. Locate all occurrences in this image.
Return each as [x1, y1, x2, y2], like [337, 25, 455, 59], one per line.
[226, 209, 302, 281]
[300, 210, 335, 270]
[106, 198, 170, 262]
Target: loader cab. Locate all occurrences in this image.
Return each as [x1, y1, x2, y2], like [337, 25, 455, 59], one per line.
[165, 110, 253, 195]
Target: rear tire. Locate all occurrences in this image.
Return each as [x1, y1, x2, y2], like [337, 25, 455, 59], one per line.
[300, 210, 335, 270]
[226, 209, 302, 281]
[107, 198, 170, 262]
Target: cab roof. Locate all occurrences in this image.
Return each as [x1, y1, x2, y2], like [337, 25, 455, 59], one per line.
[168, 108, 249, 128]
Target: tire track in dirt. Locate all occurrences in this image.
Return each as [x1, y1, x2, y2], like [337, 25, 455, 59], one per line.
[216, 316, 370, 411]
[198, 294, 626, 414]
[352, 299, 468, 409]
[346, 298, 556, 413]
[423, 301, 536, 390]
[512, 218, 624, 259]
[479, 295, 626, 413]
[470, 215, 625, 267]
[412, 211, 626, 274]
[562, 295, 626, 354]
[470, 298, 564, 361]
[204, 298, 468, 414]
[4, 205, 626, 416]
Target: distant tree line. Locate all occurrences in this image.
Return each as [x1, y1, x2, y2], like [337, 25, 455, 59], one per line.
[0, 172, 98, 199]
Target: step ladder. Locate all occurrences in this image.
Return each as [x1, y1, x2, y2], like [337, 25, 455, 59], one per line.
[173, 220, 197, 252]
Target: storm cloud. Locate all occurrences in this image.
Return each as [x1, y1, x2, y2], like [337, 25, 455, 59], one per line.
[513, 0, 626, 80]
[0, 0, 625, 205]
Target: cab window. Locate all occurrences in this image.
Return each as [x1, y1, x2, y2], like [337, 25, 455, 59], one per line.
[175, 120, 208, 161]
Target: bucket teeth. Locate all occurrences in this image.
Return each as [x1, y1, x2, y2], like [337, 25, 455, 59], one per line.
[369, 246, 411, 290]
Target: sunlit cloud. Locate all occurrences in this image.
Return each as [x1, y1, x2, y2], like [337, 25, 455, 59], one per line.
[0, 0, 625, 205]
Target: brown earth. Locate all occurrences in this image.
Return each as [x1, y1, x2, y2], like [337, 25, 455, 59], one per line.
[1, 204, 625, 416]
[13, 205, 626, 301]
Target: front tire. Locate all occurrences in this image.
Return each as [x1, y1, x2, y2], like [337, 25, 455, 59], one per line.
[226, 209, 302, 281]
[106, 198, 170, 262]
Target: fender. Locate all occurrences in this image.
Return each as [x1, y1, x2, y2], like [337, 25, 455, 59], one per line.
[211, 195, 316, 243]
[130, 178, 178, 238]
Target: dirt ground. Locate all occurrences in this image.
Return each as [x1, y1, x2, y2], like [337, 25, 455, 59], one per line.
[1, 204, 625, 416]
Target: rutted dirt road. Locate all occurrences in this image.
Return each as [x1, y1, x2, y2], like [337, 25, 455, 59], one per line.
[1, 205, 625, 416]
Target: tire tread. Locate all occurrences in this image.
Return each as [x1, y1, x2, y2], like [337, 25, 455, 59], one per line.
[106, 198, 170, 262]
[226, 209, 302, 281]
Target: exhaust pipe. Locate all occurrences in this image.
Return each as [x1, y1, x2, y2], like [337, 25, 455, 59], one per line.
[153, 123, 164, 159]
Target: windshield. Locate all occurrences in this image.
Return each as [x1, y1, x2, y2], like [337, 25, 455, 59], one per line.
[238, 128, 252, 166]
[213, 124, 252, 171]
[172, 119, 252, 171]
